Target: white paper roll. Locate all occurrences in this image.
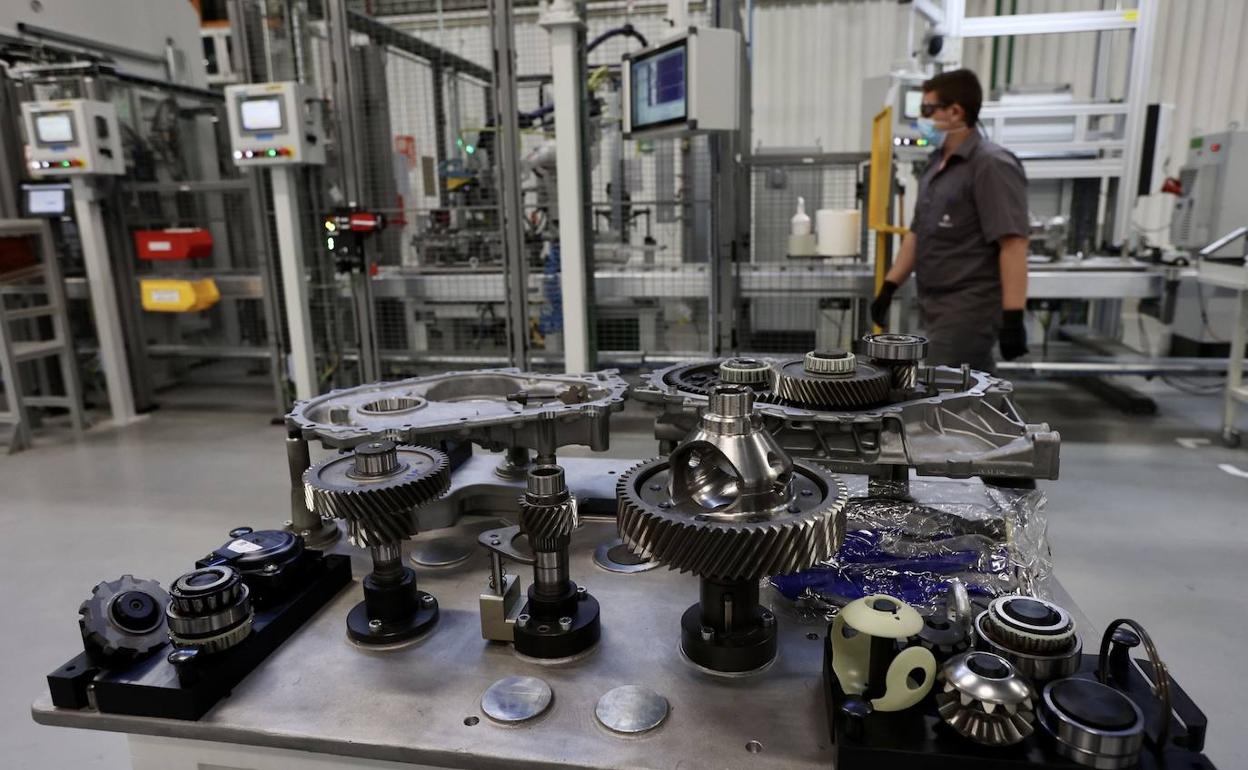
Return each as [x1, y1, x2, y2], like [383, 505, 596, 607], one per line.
[816, 209, 860, 257]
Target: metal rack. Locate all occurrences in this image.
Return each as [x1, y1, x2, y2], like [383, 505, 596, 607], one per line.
[0, 218, 85, 452]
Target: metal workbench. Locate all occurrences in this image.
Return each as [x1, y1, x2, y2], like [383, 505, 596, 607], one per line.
[31, 456, 1088, 770]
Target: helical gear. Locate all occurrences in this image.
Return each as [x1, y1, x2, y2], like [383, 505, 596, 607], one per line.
[616, 457, 848, 581]
[78, 575, 170, 660]
[936, 651, 1036, 746]
[304, 441, 450, 547]
[770, 357, 891, 409]
[517, 466, 578, 551]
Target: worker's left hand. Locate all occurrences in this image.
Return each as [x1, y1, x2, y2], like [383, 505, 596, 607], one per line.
[1000, 310, 1029, 361]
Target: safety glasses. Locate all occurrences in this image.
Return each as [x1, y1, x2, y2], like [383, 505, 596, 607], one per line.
[919, 101, 949, 118]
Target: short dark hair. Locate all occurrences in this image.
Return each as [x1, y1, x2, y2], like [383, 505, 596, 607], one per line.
[921, 69, 983, 127]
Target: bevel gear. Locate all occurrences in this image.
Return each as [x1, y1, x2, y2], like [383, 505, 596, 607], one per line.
[770, 354, 892, 409]
[936, 651, 1036, 746]
[78, 575, 170, 661]
[304, 440, 450, 547]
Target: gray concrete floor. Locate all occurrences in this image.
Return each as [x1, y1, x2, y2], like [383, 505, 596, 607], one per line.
[2, 378, 1245, 768]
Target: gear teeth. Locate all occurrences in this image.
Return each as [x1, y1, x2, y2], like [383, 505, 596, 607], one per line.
[615, 459, 847, 580]
[78, 575, 169, 660]
[770, 359, 892, 409]
[304, 445, 450, 547]
[518, 496, 577, 551]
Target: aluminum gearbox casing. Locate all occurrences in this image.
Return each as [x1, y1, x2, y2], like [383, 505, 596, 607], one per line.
[635, 360, 1060, 480]
[286, 368, 629, 452]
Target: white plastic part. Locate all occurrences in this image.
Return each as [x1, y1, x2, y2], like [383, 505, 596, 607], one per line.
[830, 594, 936, 712]
[816, 209, 861, 258]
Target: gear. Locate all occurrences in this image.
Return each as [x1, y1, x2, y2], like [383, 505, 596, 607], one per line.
[616, 457, 847, 580]
[517, 465, 577, 551]
[304, 440, 450, 547]
[770, 357, 891, 409]
[660, 360, 771, 398]
[718, 357, 771, 385]
[936, 651, 1036, 746]
[78, 575, 170, 660]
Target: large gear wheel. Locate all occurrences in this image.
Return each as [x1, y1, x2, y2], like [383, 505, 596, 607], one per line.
[78, 575, 170, 661]
[304, 440, 450, 547]
[616, 456, 847, 581]
[770, 353, 892, 409]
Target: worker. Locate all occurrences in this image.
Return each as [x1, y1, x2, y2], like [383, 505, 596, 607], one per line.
[870, 69, 1030, 372]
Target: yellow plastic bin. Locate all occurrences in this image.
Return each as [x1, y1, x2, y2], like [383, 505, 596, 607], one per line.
[140, 278, 220, 312]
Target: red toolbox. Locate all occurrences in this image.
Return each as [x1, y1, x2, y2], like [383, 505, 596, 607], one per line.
[134, 228, 214, 261]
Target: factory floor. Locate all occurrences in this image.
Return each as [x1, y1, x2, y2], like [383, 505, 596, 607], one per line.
[1, 378, 1245, 769]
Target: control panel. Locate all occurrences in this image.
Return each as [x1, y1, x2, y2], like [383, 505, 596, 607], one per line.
[622, 27, 743, 139]
[224, 82, 325, 166]
[21, 100, 125, 176]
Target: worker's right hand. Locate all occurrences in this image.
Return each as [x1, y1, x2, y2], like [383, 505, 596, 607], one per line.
[870, 280, 899, 329]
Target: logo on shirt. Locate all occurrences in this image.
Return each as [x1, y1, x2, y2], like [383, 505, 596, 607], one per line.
[938, 213, 954, 228]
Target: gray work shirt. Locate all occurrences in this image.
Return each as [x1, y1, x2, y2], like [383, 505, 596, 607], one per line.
[911, 130, 1029, 303]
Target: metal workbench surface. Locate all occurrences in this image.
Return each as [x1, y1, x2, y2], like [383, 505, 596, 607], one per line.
[32, 505, 1090, 769]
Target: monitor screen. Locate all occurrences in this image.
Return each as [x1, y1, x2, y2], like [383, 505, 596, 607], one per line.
[901, 88, 923, 121]
[35, 112, 75, 144]
[22, 184, 70, 216]
[240, 97, 284, 132]
[631, 43, 687, 130]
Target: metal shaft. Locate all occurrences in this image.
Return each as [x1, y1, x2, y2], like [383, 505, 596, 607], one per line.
[700, 577, 759, 634]
[533, 549, 570, 597]
[370, 542, 404, 584]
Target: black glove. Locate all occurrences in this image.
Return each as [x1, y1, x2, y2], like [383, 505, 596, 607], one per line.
[871, 280, 899, 329]
[1000, 309, 1029, 361]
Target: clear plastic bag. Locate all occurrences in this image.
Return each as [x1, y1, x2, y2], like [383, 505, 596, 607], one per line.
[771, 476, 1052, 618]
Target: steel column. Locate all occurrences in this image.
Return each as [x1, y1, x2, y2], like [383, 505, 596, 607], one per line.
[488, 0, 531, 369]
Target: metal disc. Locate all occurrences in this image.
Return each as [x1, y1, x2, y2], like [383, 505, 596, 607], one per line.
[408, 537, 473, 567]
[593, 539, 660, 574]
[480, 676, 553, 724]
[595, 685, 669, 734]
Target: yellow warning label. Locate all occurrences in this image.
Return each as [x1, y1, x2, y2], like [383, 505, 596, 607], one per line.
[1124, 9, 1139, 22]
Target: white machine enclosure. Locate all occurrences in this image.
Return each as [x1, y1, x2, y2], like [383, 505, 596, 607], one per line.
[225, 81, 326, 166]
[20, 100, 125, 176]
[622, 27, 742, 139]
[1172, 130, 1248, 257]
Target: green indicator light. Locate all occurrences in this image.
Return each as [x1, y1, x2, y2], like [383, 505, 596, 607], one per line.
[456, 138, 464, 148]
[465, 145, 475, 155]
[61, 161, 71, 167]
[267, 149, 277, 157]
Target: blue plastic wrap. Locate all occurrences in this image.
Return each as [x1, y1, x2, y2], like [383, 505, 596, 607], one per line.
[771, 476, 1052, 617]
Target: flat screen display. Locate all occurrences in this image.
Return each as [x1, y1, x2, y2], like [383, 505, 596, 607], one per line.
[631, 43, 687, 130]
[240, 97, 284, 132]
[22, 184, 70, 217]
[35, 113, 75, 144]
[902, 88, 923, 120]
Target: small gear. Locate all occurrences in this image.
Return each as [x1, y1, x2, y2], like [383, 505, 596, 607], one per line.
[803, 350, 856, 375]
[919, 613, 972, 659]
[660, 360, 770, 398]
[78, 575, 170, 660]
[517, 465, 578, 551]
[936, 651, 1036, 746]
[718, 357, 771, 385]
[616, 457, 848, 581]
[304, 440, 450, 546]
[770, 357, 891, 409]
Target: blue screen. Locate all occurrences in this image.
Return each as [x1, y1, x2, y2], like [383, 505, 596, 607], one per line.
[632, 45, 686, 129]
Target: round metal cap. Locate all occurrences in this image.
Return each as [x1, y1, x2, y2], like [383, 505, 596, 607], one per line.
[862, 333, 929, 362]
[595, 685, 669, 734]
[481, 676, 553, 724]
[803, 350, 856, 375]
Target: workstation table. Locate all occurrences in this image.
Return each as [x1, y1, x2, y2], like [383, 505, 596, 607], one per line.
[33, 469, 1088, 770]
